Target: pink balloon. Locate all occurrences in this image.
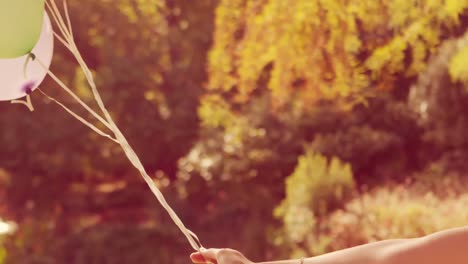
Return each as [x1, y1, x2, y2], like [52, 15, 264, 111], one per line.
[0, 12, 53, 101]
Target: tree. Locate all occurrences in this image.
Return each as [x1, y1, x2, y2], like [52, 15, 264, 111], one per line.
[207, 0, 468, 109]
[0, 1, 217, 263]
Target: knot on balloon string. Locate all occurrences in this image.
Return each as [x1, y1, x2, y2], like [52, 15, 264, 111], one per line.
[22, 81, 36, 95]
[12, 52, 37, 112]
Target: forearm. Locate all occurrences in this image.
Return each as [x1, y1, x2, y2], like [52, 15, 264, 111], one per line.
[191, 226, 468, 264]
[258, 239, 412, 264]
[379, 226, 468, 264]
[307, 239, 412, 264]
[259, 226, 468, 264]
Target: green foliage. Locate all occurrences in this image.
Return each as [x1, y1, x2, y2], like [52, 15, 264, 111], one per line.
[275, 151, 355, 246]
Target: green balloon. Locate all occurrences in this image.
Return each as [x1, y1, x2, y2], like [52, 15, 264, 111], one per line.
[0, 0, 45, 58]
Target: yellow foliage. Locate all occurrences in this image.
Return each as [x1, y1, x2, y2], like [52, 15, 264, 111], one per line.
[74, 66, 94, 101]
[330, 184, 468, 243]
[198, 94, 253, 148]
[207, 0, 468, 108]
[444, 0, 468, 22]
[198, 94, 236, 128]
[275, 151, 355, 243]
[282, 173, 468, 256]
[449, 46, 468, 84]
[0, 247, 5, 264]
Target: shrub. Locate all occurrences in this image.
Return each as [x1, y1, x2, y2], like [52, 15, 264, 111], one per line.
[322, 175, 468, 253]
[274, 151, 355, 254]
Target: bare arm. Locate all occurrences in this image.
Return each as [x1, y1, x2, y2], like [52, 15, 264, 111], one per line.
[378, 226, 468, 264]
[191, 226, 468, 264]
[260, 239, 413, 264]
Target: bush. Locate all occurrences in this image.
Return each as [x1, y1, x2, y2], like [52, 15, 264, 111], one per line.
[304, 95, 422, 185]
[274, 154, 468, 259]
[320, 175, 468, 254]
[409, 31, 468, 155]
[274, 151, 355, 255]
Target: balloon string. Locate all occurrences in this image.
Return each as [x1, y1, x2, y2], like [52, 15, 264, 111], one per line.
[35, 56, 113, 130]
[38, 88, 118, 143]
[37, 54, 202, 250]
[10, 95, 34, 112]
[12, 54, 37, 111]
[43, 0, 204, 251]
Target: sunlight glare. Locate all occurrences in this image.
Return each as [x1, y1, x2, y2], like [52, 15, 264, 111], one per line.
[0, 220, 16, 235]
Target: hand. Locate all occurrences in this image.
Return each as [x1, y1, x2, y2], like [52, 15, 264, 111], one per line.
[190, 248, 254, 264]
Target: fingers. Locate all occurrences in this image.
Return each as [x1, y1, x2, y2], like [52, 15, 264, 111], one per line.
[190, 248, 221, 264]
[190, 252, 209, 264]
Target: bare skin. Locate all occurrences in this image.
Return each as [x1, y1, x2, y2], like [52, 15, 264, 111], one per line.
[190, 226, 468, 264]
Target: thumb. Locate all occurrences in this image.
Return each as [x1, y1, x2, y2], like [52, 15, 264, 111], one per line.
[190, 248, 220, 264]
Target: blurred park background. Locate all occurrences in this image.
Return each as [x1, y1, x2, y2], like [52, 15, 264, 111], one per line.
[1, 0, 468, 263]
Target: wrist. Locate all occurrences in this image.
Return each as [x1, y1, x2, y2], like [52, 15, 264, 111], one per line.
[257, 259, 306, 264]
